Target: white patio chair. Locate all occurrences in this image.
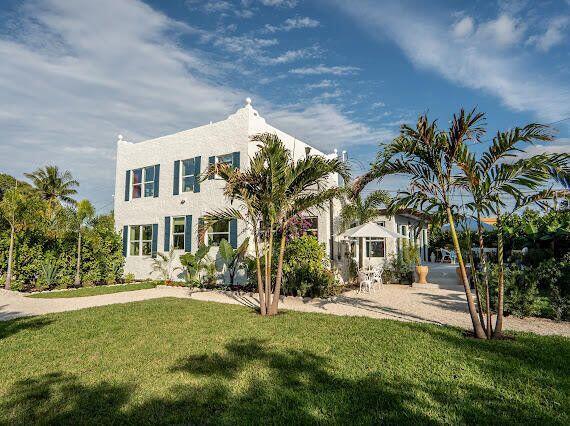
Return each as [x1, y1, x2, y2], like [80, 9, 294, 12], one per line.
[440, 248, 452, 263]
[357, 271, 374, 293]
[371, 266, 384, 289]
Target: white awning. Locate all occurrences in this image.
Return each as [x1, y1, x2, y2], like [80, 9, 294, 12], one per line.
[338, 222, 409, 240]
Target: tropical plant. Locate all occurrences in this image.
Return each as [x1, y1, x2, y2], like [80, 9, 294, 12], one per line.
[73, 199, 96, 285]
[151, 246, 178, 282]
[340, 190, 390, 267]
[201, 133, 349, 316]
[217, 238, 249, 286]
[373, 109, 489, 338]
[38, 255, 59, 290]
[0, 186, 43, 289]
[25, 165, 78, 207]
[179, 245, 211, 286]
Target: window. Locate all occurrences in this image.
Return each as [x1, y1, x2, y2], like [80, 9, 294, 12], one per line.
[172, 217, 185, 250]
[131, 166, 157, 198]
[366, 238, 385, 258]
[304, 216, 319, 237]
[129, 225, 153, 256]
[207, 220, 230, 246]
[217, 153, 234, 167]
[132, 169, 142, 199]
[376, 221, 386, 227]
[181, 159, 195, 193]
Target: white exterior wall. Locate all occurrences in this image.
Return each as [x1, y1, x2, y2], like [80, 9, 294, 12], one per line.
[114, 100, 342, 280]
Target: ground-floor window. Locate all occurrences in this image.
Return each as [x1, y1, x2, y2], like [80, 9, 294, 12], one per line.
[130, 225, 153, 256]
[207, 220, 229, 246]
[172, 217, 185, 250]
[365, 237, 385, 258]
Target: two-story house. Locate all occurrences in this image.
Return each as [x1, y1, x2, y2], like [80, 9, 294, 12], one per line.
[114, 99, 344, 279]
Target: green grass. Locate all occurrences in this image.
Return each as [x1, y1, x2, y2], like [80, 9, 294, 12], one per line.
[0, 299, 568, 425]
[27, 282, 158, 298]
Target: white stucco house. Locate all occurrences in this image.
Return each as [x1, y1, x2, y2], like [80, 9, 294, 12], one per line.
[114, 99, 428, 280]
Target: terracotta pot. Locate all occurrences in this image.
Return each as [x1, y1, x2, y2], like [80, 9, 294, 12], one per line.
[415, 265, 429, 284]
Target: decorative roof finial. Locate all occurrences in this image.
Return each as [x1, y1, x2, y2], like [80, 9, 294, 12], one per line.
[245, 97, 252, 106]
[117, 134, 123, 141]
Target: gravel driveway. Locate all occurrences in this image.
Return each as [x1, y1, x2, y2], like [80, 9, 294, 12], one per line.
[1, 286, 568, 337]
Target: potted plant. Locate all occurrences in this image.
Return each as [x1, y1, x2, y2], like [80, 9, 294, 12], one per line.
[411, 239, 429, 284]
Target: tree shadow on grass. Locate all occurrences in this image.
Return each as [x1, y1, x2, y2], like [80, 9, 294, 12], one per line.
[2, 337, 567, 425]
[0, 315, 53, 339]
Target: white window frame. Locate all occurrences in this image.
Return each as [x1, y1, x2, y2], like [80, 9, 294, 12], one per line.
[171, 216, 185, 250]
[365, 237, 386, 258]
[143, 166, 155, 197]
[213, 153, 234, 179]
[181, 159, 195, 193]
[129, 224, 153, 257]
[206, 220, 230, 246]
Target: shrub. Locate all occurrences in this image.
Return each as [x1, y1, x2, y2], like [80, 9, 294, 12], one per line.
[281, 235, 340, 298]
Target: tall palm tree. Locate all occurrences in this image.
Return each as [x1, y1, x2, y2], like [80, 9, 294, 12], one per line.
[381, 109, 488, 339]
[25, 165, 79, 206]
[340, 190, 391, 267]
[201, 133, 349, 316]
[74, 199, 96, 285]
[456, 124, 557, 337]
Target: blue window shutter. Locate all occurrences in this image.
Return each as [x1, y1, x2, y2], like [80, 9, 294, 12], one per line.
[184, 215, 192, 252]
[164, 217, 170, 251]
[194, 156, 201, 192]
[151, 224, 158, 258]
[124, 171, 130, 201]
[232, 151, 240, 169]
[153, 164, 160, 197]
[229, 219, 237, 249]
[173, 161, 180, 195]
[208, 156, 215, 179]
[122, 226, 128, 257]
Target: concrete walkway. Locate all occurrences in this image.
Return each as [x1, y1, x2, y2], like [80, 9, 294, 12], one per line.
[1, 286, 569, 337]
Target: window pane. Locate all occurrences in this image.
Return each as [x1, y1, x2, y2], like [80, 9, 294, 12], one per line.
[142, 241, 152, 255]
[144, 183, 154, 197]
[218, 154, 233, 166]
[132, 184, 142, 199]
[182, 176, 195, 192]
[142, 225, 153, 240]
[173, 234, 185, 250]
[130, 242, 140, 256]
[173, 217, 185, 234]
[130, 226, 140, 241]
[208, 233, 228, 246]
[367, 239, 385, 258]
[183, 159, 194, 176]
[132, 169, 142, 184]
[211, 220, 229, 233]
[144, 166, 155, 182]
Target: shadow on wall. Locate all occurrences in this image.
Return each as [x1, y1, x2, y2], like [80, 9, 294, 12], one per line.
[1, 336, 567, 424]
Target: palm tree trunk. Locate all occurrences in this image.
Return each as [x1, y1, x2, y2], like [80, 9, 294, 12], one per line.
[467, 242, 487, 334]
[446, 207, 486, 339]
[494, 210, 505, 336]
[252, 227, 266, 316]
[265, 222, 274, 314]
[5, 225, 15, 290]
[476, 211, 492, 338]
[74, 230, 82, 286]
[270, 226, 287, 315]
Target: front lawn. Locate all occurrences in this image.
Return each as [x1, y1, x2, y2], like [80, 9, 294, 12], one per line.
[27, 282, 158, 298]
[0, 299, 568, 424]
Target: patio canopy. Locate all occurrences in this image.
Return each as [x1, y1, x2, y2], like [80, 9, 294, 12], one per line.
[338, 222, 409, 240]
[441, 218, 494, 232]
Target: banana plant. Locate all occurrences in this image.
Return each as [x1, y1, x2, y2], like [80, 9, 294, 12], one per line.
[179, 245, 211, 286]
[217, 238, 249, 286]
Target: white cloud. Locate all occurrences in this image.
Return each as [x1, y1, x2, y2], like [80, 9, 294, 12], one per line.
[264, 16, 320, 32]
[527, 17, 569, 52]
[372, 101, 386, 108]
[259, 0, 297, 7]
[261, 46, 320, 65]
[306, 80, 336, 89]
[290, 64, 360, 76]
[452, 16, 474, 38]
[330, 0, 570, 122]
[476, 14, 524, 47]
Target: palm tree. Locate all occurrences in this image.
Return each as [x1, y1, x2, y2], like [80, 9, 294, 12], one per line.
[456, 124, 557, 337]
[201, 133, 349, 316]
[340, 190, 391, 268]
[25, 165, 79, 207]
[380, 109, 488, 339]
[74, 199, 96, 285]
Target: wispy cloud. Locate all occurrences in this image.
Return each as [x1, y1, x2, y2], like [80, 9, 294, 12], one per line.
[258, 0, 297, 7]
[290, 64, 360, 76]
[331, 0, 570, 122]
[527, 16, 569, 52]
[264, 17, 320, 33]
[305, 79, 336, 89]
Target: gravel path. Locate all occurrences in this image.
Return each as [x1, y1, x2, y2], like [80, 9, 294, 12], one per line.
[1, 286, 568, 337]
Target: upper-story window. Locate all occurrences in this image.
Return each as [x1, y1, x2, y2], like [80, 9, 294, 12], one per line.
[173, 157, 200, 195]
[125, 164, 160, 201]
[208, 152, 240, 179]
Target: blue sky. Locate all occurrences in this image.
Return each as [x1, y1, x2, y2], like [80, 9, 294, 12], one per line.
[0, 0, 569, 211]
